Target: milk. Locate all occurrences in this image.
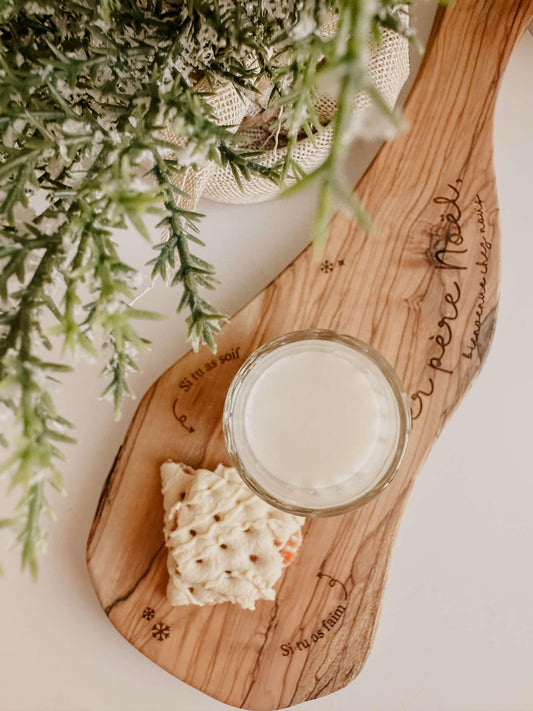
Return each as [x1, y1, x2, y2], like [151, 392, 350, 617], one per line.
[224, 332, 409, 515]
[244, 349, 380, 489]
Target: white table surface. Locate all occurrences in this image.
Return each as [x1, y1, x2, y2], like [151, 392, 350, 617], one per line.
[1, 11, 532, 711]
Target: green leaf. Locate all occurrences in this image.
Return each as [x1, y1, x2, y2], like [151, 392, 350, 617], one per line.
[0, 518, 17, 529]
[127, 308, 166, 321]
[126, 210, 151, 241]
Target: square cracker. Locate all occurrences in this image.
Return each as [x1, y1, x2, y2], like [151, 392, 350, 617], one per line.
[161, 461, 304, 610]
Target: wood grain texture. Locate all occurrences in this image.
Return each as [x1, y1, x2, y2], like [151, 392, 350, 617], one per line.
[87, 1, 533, 708]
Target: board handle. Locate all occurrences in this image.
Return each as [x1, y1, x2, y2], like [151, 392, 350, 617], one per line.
[404, 0, 533, 141]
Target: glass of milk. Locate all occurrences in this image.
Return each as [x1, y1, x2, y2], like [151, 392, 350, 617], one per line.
[223, 330, 411, 516]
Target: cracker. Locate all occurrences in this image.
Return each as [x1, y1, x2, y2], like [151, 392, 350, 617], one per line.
[161, 461, 304, 610]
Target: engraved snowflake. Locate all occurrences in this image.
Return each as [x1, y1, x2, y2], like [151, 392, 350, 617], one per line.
[142, 606, 155, 621]
[320, 260, 335, 273]
[152, 621, 170, 641]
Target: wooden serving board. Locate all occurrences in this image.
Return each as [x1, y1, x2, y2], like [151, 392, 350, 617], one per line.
[87, 1, 533, 708]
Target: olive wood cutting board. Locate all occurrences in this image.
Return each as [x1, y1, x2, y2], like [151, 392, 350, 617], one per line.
[87, 1, 533, 708]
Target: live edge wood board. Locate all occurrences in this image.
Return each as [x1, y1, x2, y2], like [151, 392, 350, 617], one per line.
[87, 1, 533, 709]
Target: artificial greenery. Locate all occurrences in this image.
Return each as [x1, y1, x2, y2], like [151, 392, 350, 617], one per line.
[0, 0, 411, 576]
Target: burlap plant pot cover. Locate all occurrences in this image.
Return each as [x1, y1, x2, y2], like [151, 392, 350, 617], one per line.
[162, 14, 410, 211]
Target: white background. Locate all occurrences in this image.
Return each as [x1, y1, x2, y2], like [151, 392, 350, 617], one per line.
[1, 9, 532, 711]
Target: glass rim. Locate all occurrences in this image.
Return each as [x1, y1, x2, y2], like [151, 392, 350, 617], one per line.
[223, 329, 411, 517]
